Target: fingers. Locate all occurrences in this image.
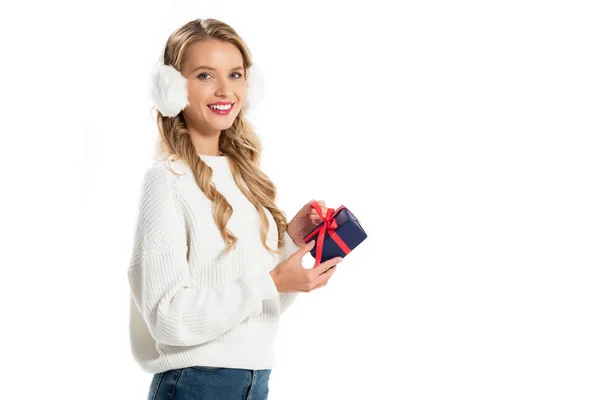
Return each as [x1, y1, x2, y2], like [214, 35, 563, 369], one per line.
[312, 280, 328, 291]
[304, 199, 322, 213]
[307, 199, 325, 208]
[310, 256, 343, 279]
[307, 266, 336, 292]
[318, 264, 337, 276]
[309, 212, 326, 225]
[309, 206, 327, 217]
[309, 200, 327, 217]
[294, 239, 316, 259]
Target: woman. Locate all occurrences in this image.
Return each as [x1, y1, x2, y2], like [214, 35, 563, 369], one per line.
[127, 18, 342, 399]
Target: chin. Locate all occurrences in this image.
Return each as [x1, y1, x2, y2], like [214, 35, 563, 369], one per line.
[209, 114, 239, 127]
[209, 120, 236, 131]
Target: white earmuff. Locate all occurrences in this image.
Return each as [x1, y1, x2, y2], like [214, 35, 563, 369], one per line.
[149, 61, 190, 117]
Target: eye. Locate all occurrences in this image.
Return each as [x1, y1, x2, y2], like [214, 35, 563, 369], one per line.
[197, 72, 211, 80]
[231, 72, 243, 79]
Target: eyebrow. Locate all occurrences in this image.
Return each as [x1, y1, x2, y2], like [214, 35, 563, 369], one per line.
[192, 65, 244, 73]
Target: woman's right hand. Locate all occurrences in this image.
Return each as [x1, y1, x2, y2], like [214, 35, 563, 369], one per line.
[270, 240, 342, 293]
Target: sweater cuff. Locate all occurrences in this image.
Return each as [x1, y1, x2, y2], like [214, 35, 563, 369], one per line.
[251, 271, 280, 300]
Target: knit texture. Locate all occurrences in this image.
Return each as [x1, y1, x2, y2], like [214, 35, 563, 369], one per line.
[127, 154, 302, 374]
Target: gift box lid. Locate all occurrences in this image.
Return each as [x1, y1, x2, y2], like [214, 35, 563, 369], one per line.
[303, 206, 362, 242]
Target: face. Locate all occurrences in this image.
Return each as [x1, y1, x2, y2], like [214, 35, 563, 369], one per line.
[181, 40, 247, 134]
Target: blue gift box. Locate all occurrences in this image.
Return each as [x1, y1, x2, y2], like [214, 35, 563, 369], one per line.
[302, 203, 367, 267]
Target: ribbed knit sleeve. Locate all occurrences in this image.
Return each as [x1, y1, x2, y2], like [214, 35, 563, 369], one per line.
[277, 229, 303, 313]
[127, 165, 280, 347]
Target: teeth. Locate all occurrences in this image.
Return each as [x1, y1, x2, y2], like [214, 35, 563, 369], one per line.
[209, 103, 232, 110]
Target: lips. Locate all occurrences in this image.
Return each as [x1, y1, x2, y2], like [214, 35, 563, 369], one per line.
[207, 102, 234, 115]
[208, 102, 234, 106]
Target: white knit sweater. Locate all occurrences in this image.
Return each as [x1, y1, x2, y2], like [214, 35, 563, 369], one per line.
[127, 154, 302, 374]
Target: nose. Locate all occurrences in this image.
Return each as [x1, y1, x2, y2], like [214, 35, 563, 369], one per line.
[215, 81, 233, 98]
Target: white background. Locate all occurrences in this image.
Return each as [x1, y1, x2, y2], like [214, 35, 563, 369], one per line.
[2, 0, 599, 399]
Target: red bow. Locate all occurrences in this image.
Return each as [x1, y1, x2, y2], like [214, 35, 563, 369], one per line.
[304, 200, 352, 268]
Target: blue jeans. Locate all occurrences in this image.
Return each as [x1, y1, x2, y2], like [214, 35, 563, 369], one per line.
[147, 366, 272, 400]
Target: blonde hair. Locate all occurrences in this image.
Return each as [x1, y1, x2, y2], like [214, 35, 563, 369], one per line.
[153, 18, 290, 257]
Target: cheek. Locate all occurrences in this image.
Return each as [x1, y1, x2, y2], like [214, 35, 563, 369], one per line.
[187, 84, 211, 108]
[236, 81, 248, 98]
[237, 91, 247, 107]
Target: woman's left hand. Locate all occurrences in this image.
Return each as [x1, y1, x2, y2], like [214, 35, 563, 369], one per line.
[286, 199, 328, 247]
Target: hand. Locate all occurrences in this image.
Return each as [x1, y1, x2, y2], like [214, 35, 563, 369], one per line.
[270, 240, 342, 293]
[287, 199, 328, 247]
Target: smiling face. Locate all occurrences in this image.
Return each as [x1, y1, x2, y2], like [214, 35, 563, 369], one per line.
[181, 40, 247, 134]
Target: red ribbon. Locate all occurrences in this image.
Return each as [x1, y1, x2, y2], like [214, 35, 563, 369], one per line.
[304, 200, 352, 268]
